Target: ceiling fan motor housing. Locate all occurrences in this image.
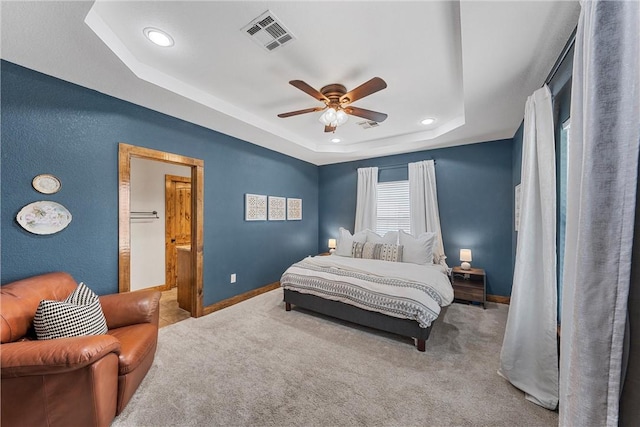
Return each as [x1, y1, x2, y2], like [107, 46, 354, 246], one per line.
[320, 84, 348, 107]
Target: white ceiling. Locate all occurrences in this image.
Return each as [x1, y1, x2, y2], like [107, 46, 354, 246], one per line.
[1, 1, 580, 165]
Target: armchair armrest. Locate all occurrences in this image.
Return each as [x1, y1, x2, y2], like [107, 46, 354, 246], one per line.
[100, 290, 161, 329]
[1, 335, 120, 378]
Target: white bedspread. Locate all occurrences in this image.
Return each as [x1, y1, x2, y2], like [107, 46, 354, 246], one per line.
[281, 255, 454, 328]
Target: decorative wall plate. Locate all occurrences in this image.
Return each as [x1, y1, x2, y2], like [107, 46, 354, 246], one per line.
[32, 174, 61, 194]
[16, 201, 72, 235]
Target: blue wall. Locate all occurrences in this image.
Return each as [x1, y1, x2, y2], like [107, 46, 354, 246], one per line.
[318, 140, 514, 296]
[1, 61, 319, 304]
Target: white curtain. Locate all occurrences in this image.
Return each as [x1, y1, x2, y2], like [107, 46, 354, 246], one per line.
[408, 160, 446, 265]
[354, 167, 378, 232]
[498, 85, 558, 409]
[559, 1, 640, 425]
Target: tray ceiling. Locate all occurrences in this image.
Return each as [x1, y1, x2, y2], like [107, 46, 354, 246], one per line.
[1, 1, 580, 165]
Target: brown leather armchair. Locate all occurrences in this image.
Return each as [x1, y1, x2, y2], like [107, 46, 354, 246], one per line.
[1, 272, 161, 427]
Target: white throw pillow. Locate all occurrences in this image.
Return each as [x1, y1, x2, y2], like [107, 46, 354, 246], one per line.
[366, 230, 398, 245]
[399, 230, 437, 265]
[335, 227, 367, 257]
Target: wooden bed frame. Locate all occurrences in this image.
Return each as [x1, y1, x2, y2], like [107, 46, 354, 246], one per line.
[283, 288, 439, 352]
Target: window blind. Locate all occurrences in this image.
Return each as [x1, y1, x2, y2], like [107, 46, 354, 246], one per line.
[376, 180, 411, 235]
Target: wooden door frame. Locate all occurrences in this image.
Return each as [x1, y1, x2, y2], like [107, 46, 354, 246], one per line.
[165, 174, 191, 291]
[118, 143, 205, 317]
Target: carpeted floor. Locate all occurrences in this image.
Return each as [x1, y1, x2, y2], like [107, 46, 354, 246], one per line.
[112, 289, 557, 427]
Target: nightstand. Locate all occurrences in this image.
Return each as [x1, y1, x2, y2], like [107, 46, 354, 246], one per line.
[451, 266, 486, 309]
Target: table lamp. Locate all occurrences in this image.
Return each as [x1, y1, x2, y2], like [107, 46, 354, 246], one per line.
[328, 238, 337, 253]
[460, 249, 472, 270]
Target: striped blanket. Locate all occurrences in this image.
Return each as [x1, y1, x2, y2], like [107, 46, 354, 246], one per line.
[280, 255, 453, 328]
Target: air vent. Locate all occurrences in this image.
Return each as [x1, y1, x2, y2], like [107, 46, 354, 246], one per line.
[357, 120, 380, 129]
[242, 10, 296, 52]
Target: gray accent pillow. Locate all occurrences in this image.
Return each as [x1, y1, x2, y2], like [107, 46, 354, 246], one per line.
[34, 282, 108, 340]
[352, 242, 403, 262]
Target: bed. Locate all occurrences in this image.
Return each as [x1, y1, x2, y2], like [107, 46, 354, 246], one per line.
[280, 254, 454, 351]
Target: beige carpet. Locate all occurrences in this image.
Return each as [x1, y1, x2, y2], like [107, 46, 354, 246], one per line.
[113, 289, 557, 427]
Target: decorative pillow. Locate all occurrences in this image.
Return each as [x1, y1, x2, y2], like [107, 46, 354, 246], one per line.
[352, 242, 403, 262]
[399, 230, 437, 265]
[352, 241, 365, 258]
[377, 243, 404, 262]
[336, 227, 367, 257]
[366, 230, 398, 245]
[362, 242, 378, 259]
[34, 282, 108, 340]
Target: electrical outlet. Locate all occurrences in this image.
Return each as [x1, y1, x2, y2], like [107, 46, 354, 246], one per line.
[230, 273, 236, 283]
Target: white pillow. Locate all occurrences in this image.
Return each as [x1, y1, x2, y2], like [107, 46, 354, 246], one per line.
[366, 230, 398, 245]
[335, 227, 367, 257]
[399, 230, 437, 265]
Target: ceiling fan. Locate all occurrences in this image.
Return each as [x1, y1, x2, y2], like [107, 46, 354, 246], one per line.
[278, 77, 388, 133]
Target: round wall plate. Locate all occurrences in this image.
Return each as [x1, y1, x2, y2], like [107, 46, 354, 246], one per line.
[32, 174, 61, 194]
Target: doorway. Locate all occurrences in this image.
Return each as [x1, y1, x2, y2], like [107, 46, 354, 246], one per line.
[165, 174, 192, 312]
[118, 143, 205, 317]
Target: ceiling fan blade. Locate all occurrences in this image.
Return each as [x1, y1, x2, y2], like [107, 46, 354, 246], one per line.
[289, 80, 329, 102]
[324, 125, 337, 133]
[340, 77, 387, 104]
[278, 107, 325, 118]
[344, 106, 388, 123]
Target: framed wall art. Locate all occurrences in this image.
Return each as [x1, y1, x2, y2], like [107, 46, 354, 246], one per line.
[287, 198, 302, 220]
[268, 196, 286, 221]
[245, 194, 267, 221]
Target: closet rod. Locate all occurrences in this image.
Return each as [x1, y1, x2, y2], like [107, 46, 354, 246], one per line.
[543, 26, 577, 86]
[130, 210, 159, 219]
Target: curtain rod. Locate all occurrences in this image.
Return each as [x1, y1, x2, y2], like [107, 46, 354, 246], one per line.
[543, 26, 577, 86]
[357, 160, 436, 171]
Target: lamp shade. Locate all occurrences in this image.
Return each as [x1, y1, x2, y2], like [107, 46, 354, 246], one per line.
[328, 239, 337, 250]
[460, 249, 472, 262]
[460, 248, 472, 270]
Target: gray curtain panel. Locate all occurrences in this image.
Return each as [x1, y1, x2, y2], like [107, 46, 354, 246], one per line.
[559, 1, 640, 425]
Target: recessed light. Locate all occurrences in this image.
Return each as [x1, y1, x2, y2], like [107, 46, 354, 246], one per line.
[421, 117, 436, 125]
[143, 27, 174, 47]
[331, 138, 341, 143]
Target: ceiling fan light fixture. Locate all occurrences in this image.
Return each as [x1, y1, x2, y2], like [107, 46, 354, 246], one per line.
[319, 108, 337, 126]
[143, 27, 174, 47]
[335, 109, 348, 126]
[319, 108, 348, 128]
[421, 117, 436, 125]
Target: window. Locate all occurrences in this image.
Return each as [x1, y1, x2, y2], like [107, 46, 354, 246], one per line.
[557, 118, 570, 319]
[376, 180, 410, 235]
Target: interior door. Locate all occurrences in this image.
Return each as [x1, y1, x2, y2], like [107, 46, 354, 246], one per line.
[165, 175, 191, 290]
